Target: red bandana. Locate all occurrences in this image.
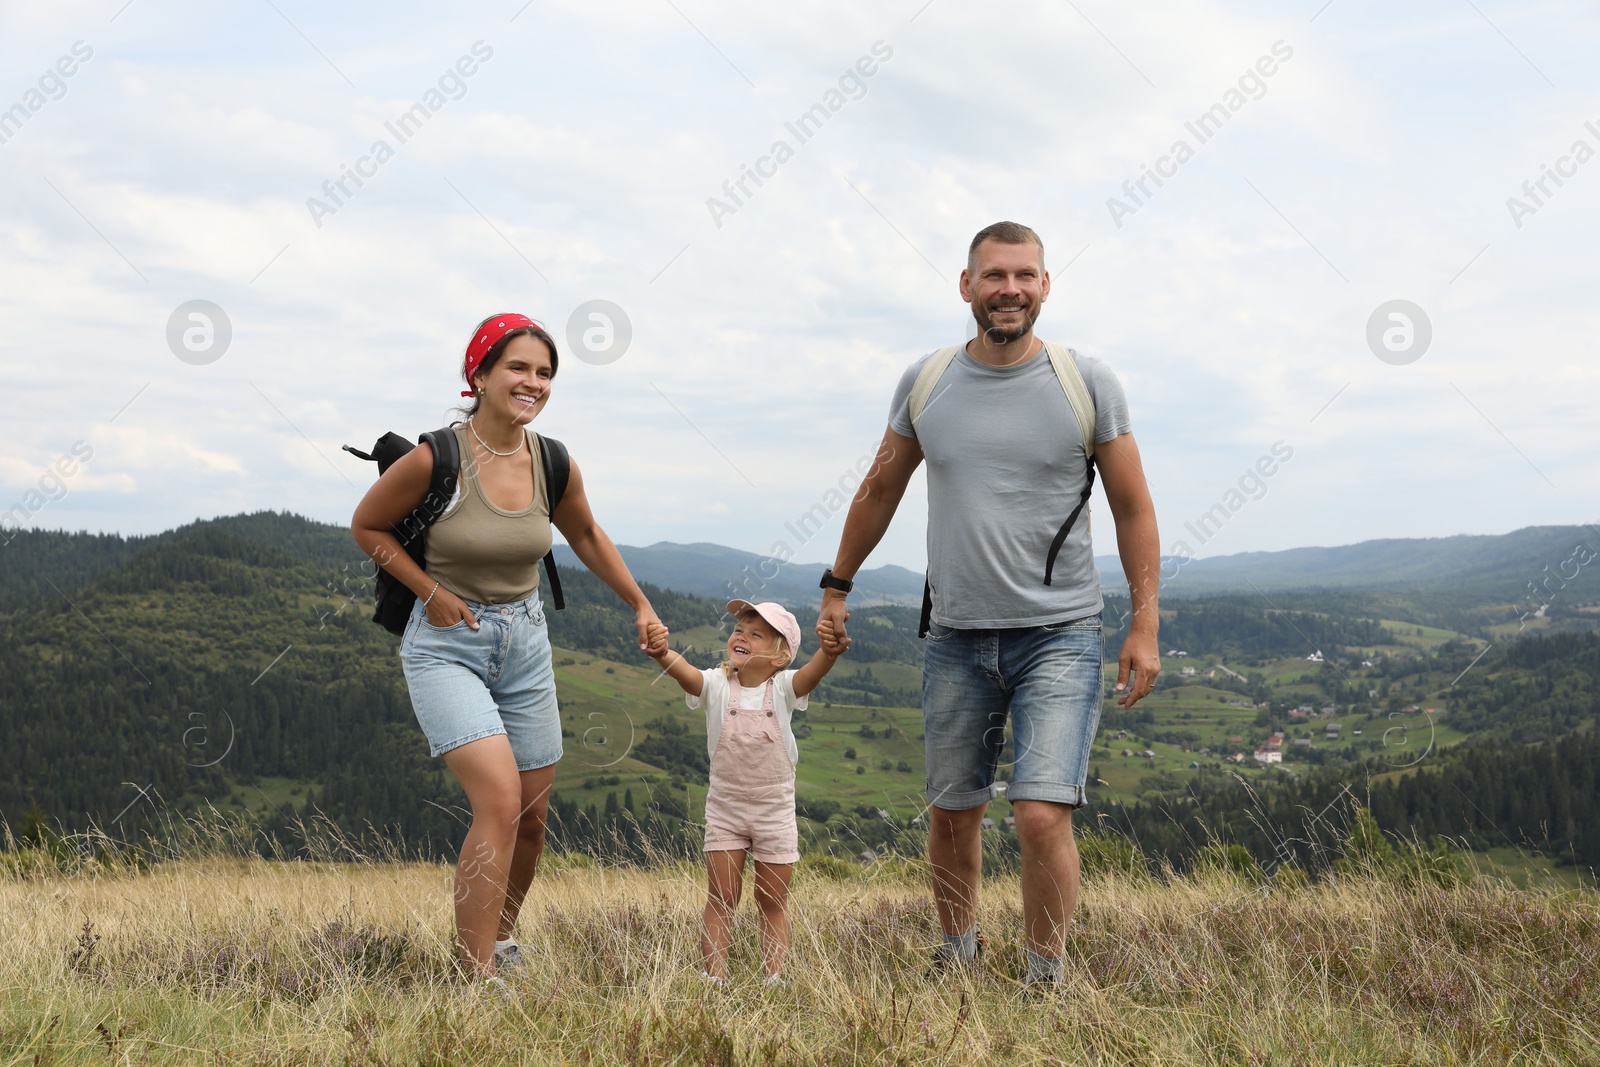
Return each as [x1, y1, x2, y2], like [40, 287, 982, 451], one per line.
[461, 314, 541, 397]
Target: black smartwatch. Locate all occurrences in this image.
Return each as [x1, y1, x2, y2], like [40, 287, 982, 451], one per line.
[819, 568, 854, 594]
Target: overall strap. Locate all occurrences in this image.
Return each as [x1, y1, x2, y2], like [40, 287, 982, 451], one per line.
[726, 673, 776, 715]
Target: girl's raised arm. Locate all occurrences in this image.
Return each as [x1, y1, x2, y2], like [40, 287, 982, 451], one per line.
[791, 646, 840, 698]
[648, 628, 704, 697]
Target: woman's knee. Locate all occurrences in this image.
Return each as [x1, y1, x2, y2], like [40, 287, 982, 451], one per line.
[471, 785, 526, 836]
[515, 804, 548, 842]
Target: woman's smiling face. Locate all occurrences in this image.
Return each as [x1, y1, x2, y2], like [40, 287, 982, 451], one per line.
[476, 333, 554, 424]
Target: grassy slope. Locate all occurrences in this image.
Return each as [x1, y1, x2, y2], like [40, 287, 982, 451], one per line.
[5, 858, 1596, 1065]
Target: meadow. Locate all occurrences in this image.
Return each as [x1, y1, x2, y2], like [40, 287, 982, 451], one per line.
[5, 850, 1598, 1065]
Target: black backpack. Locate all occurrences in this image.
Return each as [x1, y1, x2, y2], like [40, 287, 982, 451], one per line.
[343, 426, 570, 635]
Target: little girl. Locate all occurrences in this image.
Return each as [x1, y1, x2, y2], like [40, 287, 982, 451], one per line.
[649, 600, 841, 985]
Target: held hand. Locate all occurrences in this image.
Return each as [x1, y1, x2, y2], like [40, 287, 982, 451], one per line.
[816, 618, 846, 657]
[425, 584, 480, 631]
[817, 592, 851, 654]
[1115, 629, 1159, 708]
[644, 620, 671, 658]
[636, 608, 666, 655]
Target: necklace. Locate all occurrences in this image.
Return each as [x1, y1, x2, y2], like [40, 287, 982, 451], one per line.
[468, 417, 524, 457]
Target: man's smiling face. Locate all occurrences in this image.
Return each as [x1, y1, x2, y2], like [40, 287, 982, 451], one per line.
[961, 238, 1050, 346]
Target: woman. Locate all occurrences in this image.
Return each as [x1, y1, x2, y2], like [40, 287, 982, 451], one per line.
[351, 313, 666, 990]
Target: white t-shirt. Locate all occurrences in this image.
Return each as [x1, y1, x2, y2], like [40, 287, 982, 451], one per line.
[686, 668, 806, 766]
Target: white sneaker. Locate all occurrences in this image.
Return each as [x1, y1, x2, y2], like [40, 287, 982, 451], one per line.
[494, 941, 524, 971]
[761, 973, 788, 989]
[700, 971, 727, 988]
[480, 976, 512, 1001]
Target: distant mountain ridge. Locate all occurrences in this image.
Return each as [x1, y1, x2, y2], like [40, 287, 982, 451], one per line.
[550, 542, 925, 608]
[4, 512, 1593, 614]
[1095, 524, 1599, 602]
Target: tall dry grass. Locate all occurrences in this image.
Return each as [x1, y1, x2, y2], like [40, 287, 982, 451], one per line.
[3, 852, 1598, 1066]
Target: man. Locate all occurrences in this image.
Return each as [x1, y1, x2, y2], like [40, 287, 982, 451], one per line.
[816, 221, 1160, 986]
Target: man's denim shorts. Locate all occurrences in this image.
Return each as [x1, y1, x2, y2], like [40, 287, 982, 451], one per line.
[921, 613, 1104, 810]
[399, 592, 562, 771]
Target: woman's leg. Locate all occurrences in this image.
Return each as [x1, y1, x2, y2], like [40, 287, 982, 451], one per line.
[441, 735, 524, 975]
[753, 860, 794, 977]
[497, 763, 555, 941]
[701, 849, 745, 978]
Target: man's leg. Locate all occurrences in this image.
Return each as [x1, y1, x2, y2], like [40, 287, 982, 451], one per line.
[928, 803, 988, 937]
[920, 624, 1006, 964]
[1013, 800, 1078, 958]
[1004, 615, 1104, 983]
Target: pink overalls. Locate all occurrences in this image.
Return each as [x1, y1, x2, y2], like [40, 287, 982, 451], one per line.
[702, 676, 800, 864]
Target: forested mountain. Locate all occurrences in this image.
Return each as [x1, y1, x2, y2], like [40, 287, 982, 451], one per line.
[1, 512, 1596, 873]
[1093, 729, 1600, 871]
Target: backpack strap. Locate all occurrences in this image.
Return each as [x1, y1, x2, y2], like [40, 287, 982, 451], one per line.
[535, 433, 571, 611]
[1042, 342, 1097, 459]
[909, 347, 960, 638]
[417, 426, 461, 523]
[907, 345, 964, 437]
[1039, 343, 1099, 586]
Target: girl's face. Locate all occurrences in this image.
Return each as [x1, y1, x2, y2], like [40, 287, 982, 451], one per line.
[728, 616, 787, 670]
[475, 334, 553, 425]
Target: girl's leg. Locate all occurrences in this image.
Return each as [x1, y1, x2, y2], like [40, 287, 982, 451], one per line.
[441, 735, 524, 975]
[753, 860, 794, 977]
[497, 764, 556, 941]
[701, 849, 746, 978]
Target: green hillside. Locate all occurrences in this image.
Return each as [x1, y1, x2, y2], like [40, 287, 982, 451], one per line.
[2, 513, 1597, 876]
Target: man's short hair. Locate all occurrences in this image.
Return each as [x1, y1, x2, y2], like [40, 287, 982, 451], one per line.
[968, 221, 1045, 271]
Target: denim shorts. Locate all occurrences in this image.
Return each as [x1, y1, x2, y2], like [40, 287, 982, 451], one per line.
[921, 613, 1104, 810]
[399, 592, 562, 770]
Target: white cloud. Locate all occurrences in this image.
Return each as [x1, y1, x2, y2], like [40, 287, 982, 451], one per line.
[0, 0, 1595, 569]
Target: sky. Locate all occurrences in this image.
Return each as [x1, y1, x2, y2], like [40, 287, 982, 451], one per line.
[1, 0, 1597, 573]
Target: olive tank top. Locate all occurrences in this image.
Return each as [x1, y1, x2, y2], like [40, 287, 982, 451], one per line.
[424, 424, 552, 604]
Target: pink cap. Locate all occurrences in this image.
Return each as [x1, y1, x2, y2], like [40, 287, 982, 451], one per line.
[725, 600, 801, 663]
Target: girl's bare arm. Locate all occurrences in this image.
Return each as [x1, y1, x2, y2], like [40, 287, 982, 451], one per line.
[791, 647, 840, 698]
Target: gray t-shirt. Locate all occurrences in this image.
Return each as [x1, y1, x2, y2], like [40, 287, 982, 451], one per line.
[888, 342, 1131, 628]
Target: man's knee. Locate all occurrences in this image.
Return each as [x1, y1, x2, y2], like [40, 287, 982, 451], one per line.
[1012, 799, 1073, 847]
[928, 803, 987, 841]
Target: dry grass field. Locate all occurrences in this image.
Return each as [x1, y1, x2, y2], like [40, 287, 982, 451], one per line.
[3, 851, 1599, 1066]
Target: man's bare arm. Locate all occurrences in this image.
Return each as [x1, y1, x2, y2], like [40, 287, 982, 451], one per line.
[819, 428, 923, 652]
[1096, 431, 1160, 707]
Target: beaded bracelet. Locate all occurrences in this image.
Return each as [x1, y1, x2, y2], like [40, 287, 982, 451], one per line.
[423, 581, 440, 607]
